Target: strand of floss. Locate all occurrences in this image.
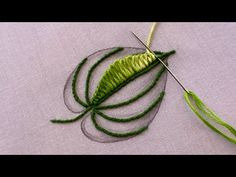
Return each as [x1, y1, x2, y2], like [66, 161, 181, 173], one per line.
[146, 22, 157, 49]
[144, 23, 236, 144]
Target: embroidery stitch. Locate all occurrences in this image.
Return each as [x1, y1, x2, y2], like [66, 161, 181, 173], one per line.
[51, 48, 175, 140]
[51, 23, 177, 142]
[132, 31, 236, 145]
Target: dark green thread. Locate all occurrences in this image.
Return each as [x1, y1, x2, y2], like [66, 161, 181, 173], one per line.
[91, 111, 148, 137]
[51, 107, 91, 124]
[51, 47, 124, 124]
[85, 47, 124, 105]
[97, 66, 166, 110]
[93, 91, 165, 123]
[72, 58, 88, 107]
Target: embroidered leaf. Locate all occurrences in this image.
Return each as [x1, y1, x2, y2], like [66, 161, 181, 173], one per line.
[52, 47, 176, 143]
[91, 52, 155, 105]
[91, 51, 174, 106]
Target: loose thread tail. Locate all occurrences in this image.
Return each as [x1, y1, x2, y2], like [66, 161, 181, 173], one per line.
[184, 90, 236, 144]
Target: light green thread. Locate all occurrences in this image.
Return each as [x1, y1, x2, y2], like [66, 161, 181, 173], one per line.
[91, 50, 175, 106]
[184, 91, 236, 144]
[91, 52, 156, 105]
[146, 22, 157, 49]
[85, 47, 124, 105]
[97, 65, 166, 110]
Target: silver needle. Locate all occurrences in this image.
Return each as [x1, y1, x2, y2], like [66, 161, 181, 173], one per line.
[131, 31, 189, 93]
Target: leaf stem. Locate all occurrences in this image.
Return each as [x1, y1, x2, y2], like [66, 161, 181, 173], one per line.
[50, 107, 92, 124]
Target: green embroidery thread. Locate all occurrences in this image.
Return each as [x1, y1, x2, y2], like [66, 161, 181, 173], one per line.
[85, 47, 124, 105]
[52, 22, 178, 141]
[51, 48, 176, 139]
[72, 58, 89, 107]
[184, 91, 236, 144]
[94, 91, 165, 123]
[131, 31, 236, 145]
[97, 64, 167, 110]
[92, 50, 175, 106]
[52, 22, 236, 145]
[146, 22, 157, 49]
[91, 111, 149, 138]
